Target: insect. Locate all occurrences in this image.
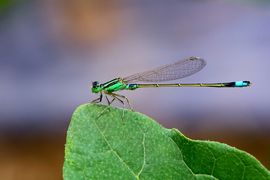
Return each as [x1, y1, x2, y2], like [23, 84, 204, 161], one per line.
[91, 56, 251, 108]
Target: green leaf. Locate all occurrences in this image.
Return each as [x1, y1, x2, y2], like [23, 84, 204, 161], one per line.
[63, 104, 270, 180]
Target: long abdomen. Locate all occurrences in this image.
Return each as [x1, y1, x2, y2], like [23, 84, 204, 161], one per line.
[127, 81, 251, 89]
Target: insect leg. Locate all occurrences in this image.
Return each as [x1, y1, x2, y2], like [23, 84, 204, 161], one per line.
[111, 93, 132, 110]
[105, 95, 110, 105]
[108, 93, 126, 120]
[105, 95, 116, 105]
[99, 93, 103, 102]
[91, 92, 103, 103]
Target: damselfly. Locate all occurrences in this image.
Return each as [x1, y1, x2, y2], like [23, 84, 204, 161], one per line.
[91, 56, 251, 108]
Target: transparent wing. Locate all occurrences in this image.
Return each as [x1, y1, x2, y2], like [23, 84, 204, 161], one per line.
[123, 56, 206, 83]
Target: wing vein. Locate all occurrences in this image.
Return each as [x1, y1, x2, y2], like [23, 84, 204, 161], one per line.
[123, 57, 206, 83]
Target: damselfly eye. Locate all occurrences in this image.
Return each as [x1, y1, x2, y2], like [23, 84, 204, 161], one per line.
[92, 81, 99, 87]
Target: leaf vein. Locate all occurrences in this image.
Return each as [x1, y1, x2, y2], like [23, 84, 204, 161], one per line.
[137, 133, 146, 178]
[92, 113, 137, 178]
[205, 146, 217, 176]
[167, 135, 195, 177]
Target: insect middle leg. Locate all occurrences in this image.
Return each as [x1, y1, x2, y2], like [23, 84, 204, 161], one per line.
[94, 95, 115, 117]
[105, 95, 116, 105]
[105, 93, 127, 119]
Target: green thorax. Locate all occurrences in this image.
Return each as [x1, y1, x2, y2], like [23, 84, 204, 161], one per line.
[92, 78, 139, 93]
[102, 78, 128, 93]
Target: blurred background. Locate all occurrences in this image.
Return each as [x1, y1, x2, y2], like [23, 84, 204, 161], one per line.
[0, 0, 270, 179]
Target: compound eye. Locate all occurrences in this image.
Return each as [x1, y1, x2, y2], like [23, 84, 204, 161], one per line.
[92, 81, 99, 87]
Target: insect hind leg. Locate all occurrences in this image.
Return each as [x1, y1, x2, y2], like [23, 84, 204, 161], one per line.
[111, 93, 132, 110]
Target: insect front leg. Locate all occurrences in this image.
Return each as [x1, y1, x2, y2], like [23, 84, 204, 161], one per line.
[91, 92, 103, 103]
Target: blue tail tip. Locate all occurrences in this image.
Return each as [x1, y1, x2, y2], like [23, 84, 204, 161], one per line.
[235, 81, 251, 87]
